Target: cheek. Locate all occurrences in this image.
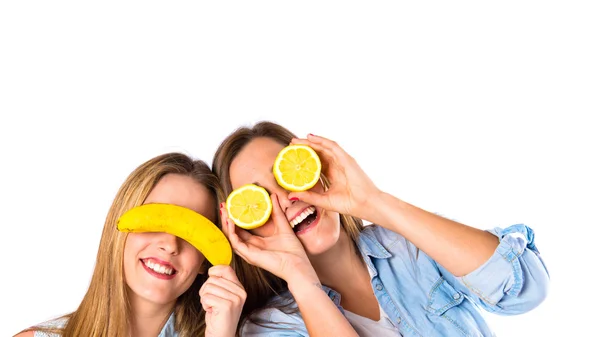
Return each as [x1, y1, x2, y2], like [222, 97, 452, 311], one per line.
[181, 242, 206, 273]
[123, 233, 143, 261]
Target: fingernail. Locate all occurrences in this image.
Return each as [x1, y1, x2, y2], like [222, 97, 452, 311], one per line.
[289, 197, 299, 201]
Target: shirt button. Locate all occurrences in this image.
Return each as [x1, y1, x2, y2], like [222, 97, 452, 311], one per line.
[453, 293, 461, 300]
[376, 284, 383, 291]
[396, 317, 401, 324]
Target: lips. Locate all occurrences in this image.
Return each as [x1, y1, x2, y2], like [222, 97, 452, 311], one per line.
[141, 258, 177, 280]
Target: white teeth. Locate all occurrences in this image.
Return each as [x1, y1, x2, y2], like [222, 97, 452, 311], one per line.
[289, 206, 316, 228]
[143, 260, 174, 275]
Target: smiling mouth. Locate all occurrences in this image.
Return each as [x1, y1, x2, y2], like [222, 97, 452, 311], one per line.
[141, 258, 177, 279]
[290, 206, 318, 233]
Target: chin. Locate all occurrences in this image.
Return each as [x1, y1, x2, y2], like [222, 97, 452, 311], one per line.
[145, 293, 179, 305]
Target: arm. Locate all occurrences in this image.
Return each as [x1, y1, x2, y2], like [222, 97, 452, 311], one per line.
[14, 332, 35, 337]
[221, 194, 358, 337]
[288, 134, 536, 278]
[287, 278, 356, 337]
[364, 192, 499, 276]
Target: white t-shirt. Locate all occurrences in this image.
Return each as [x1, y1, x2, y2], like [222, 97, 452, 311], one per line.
[344, 306, 401, 337]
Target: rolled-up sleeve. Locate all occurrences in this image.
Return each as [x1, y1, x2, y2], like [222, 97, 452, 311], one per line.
[440, 224, 550, 315]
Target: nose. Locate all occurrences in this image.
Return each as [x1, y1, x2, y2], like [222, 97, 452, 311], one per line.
[271, 184, 295, 212]
[157, 233, 180, 255]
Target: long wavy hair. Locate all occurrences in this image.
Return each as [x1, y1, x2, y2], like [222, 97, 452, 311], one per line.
[22, 152, 224, 337]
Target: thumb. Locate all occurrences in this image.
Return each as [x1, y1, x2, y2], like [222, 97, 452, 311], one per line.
[207, 264, 237, 281]
[288, 190, 327, 209]
[270, 193, 294, 234]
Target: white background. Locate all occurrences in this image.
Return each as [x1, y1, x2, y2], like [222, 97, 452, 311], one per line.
[1, 1, 598, 336]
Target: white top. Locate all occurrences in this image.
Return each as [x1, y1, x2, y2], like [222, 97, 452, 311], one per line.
[344, 306, 401, 337]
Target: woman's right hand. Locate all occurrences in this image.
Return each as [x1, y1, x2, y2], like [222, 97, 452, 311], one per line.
[221, 195, 359, 337]
[220, 194, 319, 285]
[200, 265, 246, 337]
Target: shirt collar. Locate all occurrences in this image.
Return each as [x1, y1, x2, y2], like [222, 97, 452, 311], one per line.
[158, 312, 177, 337]
[357, 226, 393, 259]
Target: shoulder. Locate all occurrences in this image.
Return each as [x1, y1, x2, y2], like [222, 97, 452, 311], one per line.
[19, 317, 69, 337]
[360, 224, 415, 253]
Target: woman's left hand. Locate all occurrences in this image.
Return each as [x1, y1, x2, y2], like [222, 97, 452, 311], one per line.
[289, 134, 382, 222]
[200, 265, 246, 337]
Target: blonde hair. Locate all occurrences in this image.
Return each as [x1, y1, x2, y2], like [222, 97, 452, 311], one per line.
[212, 121, 364, 326]
[24, 152, 224, 337]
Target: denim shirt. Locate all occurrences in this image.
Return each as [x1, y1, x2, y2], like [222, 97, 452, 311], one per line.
[242, 224, 550, 337]
[33, 311, 178, 337]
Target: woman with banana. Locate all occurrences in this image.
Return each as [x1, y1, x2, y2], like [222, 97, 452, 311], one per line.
[15, 153, 246, 337]
[212, 121, 550, 337]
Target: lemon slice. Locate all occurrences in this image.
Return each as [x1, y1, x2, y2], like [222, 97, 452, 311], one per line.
[226, 184, 273, 229]
[273, 144, 321, 192]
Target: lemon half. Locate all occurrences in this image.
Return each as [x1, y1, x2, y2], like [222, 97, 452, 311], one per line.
[273, 144, 321, 192]
[226, 184, 273, 229]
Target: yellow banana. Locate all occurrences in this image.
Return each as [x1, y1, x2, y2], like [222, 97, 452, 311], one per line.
[117, 203, 232, 266]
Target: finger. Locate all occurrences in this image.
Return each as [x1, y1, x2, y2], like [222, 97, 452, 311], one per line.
[199, 281, 246, 305]
[226, 227, 263, 265]
[208, 265, 244, 290]
[201, 276, 247, 302]
[232, 221, 255, 245]
[222, 204, 255, 243]
[270, 194, 294, 234]
[291, 137, 335, 171]
[200, 293, 235, 313]
[287, 189, 328, 210]
[305, 133, 336, 148]
[226, 218, 251, 256]
[300, 134, 351, 162]
[223, 213, 251, 245]
[219, 202, 231, 239]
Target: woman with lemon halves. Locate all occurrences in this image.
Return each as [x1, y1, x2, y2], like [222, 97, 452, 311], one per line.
[212, 121, 550, 337]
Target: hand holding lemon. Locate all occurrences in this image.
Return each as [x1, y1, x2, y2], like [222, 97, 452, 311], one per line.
[287, 134, 382, 223]
[220, 193, 319, 284]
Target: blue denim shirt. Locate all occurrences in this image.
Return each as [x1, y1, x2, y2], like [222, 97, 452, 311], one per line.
[242, 224, 550, 336]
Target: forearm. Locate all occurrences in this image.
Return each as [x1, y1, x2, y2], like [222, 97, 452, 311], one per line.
[365, 191, 499, 276]
[287, 278, 358, 337]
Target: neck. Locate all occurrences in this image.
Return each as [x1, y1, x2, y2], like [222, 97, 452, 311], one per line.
[128, 291, 175, 337]
[309, 230, 369, 291]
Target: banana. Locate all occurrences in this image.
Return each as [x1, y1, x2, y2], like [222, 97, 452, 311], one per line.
[117, 203, 232, 266]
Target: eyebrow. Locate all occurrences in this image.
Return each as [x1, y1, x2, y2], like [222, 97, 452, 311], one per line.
[252, 181, 272, 194]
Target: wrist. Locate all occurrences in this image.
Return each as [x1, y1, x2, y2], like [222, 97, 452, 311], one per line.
[362, 190, 393, 223]
[286, 274, 322, 296]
